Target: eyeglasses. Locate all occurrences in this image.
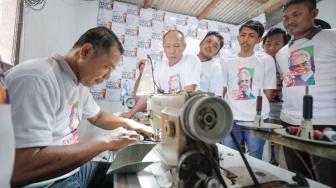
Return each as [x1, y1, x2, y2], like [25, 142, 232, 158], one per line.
[292, 61, 308, 69]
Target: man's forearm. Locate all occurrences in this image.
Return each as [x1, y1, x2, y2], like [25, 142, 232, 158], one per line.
[263, 89, 273, 101]
[11, 136, 108, 188]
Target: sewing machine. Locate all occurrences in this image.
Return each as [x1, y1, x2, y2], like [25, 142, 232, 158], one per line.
[147, 91, 233, 188]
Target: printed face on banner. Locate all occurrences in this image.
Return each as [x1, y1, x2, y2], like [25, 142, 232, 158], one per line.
[112, 11, 127, 23]
[153, 11, 166, 22]
[140, 17, 153, 28]
[106, 76, 122, 89]
[176, 15, 188, 26]
[99, 0, 114, 10]
[125, 25, 139, 36]
[198, 20, 209, 30]
[138, 38, 151, 49]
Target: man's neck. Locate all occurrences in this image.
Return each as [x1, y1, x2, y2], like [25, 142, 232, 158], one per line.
[197, 54, 212, 62]
[293, 26, 315, 40]
[238, 50, 254, 58]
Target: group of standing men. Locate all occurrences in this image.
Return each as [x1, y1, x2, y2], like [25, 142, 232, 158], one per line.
[123, 0, 336, 187]
[2, 0, 336, 187]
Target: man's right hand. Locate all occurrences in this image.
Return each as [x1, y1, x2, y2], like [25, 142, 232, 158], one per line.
[119, 111, 134, 119]
[101, 127, 139, 151]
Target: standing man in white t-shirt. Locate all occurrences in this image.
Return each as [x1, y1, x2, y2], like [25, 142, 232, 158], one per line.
[197, 31, 224, 97]
[5, 27, 153, 188]
[262, 27, 290, 167]
[276, 0, 336, 186]
[120, 30, 202, 118]
[221, 20, 276, 160]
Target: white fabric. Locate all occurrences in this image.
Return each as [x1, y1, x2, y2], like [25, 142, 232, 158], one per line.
[153, 54, 201, 93]
[5, 53, 101, 187]
[276, 29, 336, 125]
[199, 59, 223, 96]
[0, 63, 15, 188]
[222, 52, 276, 121]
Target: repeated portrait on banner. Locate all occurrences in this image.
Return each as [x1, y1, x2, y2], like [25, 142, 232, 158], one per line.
[92, 0, 266, 101]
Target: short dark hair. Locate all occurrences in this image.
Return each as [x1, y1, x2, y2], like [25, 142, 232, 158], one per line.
[239, 20, 264, 37]
[202, 31, 225, 50]
[73, 26, 124, 56]
[163, 30, 185, 43]
[283, 0, 316, 12]
[262, 27, 290, 45]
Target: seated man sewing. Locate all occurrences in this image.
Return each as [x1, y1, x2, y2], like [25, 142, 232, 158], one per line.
[120, 30, 202, 118]
[5, 27, 154, 188]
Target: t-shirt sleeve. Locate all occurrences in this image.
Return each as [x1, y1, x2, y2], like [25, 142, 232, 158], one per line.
[183, 55, 202, 89]
[81, 86, 100, 120]
[263, 55, 277, 89]
[221, 59, 228, 87]
[7, 75, 55, 148]
[209, 62, 224, 96]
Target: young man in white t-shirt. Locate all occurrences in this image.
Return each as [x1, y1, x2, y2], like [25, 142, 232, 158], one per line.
[276, 0, 336, 186]
[120, 30, 201, 118]
[262, 27, 290, 167]
[221, 20, 276, 160]
[5, 27, 154, 188]
[197, 31, 224, 97]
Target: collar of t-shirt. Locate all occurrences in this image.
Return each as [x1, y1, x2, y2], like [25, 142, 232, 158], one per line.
[288, 26, 322, 47]
[51, 53, 79, 86]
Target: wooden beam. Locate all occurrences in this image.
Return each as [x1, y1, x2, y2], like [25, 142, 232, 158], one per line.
[143, 0, 151, 9]
[252, 130, 336, 161]
[265, 0, 286, 13]
[197, 0, 219, 20]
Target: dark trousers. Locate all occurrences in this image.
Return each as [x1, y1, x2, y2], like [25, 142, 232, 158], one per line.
[281, 121, 336, 187]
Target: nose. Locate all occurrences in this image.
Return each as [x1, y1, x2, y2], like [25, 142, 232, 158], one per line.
[169, 47, 176, 54]
[243, 35, 249, 42]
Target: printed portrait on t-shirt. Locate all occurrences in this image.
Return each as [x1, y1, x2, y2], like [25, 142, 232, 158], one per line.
[69, 102, 80, 132]
[168, 74, 182, 94]
[284, 46, 315, 87]
[232, 67, 255, 100]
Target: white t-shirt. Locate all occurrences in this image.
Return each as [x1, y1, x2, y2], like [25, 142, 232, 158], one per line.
[200, 59, 223, 96]
[276, 28, 336, 125]
[5, 53, 100, 187]
[153, 54, 201, 93]
[0, 64, 15, 188]
[222, 52, 276, 121]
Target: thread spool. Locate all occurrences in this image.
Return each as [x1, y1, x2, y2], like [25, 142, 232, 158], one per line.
[303, 95, 313, 120]
[286, 126, 299, 135]
[314, 130, 326, 140]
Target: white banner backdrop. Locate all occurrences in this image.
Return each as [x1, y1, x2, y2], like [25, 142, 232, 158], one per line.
[92, 0, 266, 101]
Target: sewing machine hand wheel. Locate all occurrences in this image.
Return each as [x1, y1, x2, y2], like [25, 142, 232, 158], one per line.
[181, 95, 233, 144]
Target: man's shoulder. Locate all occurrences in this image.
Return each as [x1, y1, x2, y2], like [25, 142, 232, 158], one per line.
[5, 57, 58, 80]
[255, 52, 273, 60]
[182, 54, 200, 62]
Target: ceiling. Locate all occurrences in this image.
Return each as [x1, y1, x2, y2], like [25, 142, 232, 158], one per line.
[115, 0, 293, 28]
